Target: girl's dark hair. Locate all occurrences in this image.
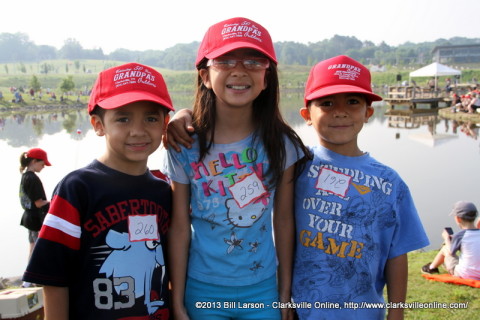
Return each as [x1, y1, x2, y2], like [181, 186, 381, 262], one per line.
[192, 59, 311, 188]
[19, 152, 35, 173]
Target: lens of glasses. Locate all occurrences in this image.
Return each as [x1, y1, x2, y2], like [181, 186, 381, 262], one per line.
[207, 58, 270, 70]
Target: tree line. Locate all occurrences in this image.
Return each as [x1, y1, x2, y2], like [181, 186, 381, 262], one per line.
[1, 32, 479, 70]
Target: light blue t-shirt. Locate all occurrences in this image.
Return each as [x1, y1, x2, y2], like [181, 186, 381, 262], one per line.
[293, 145, 429, 320]
[163, 133, 302, 286]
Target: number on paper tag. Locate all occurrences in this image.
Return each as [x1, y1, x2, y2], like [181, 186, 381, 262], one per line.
[229, 173, 268, 208]
[128, 215, 159, 242]
[316, 168, 351, 197]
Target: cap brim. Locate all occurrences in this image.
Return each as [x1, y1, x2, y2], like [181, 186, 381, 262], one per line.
[202, 41, 277, 65]
[305, 84, 383, 105]
[44, 159, 52, 166]
[97, 91, 174, 112]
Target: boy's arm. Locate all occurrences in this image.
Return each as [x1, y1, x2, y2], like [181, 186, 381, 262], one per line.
[163, 108, 194, 152]
[43, 286, 69, 320]
[385, 254, 407, 320]
[273, 165, 295, 320]
[168, 181, 191, 320]
[442, 229, 453, 254]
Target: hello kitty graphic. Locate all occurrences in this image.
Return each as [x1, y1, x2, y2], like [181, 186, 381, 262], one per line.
[224, 197, 269, 228]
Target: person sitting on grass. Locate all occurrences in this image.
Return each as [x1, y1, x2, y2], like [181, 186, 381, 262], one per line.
[422, 201, 480, 280]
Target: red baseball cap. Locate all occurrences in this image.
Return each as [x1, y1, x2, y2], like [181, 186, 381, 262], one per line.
[87, 63, 174, 114]
[26, 148, 51, 166]
[304, 55, 382, 107]
[195, 17, 277, 68]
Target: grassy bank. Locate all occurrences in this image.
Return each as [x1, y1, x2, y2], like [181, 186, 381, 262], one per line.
[404, 250, 478, 319]
[2, 59, 480, 112]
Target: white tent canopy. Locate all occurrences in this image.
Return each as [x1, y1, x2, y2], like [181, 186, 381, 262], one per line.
[409, 62, 461, 78]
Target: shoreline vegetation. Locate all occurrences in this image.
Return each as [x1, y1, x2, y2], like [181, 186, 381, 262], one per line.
[1, 251, 478, 319]
[1, 60, 480, 114]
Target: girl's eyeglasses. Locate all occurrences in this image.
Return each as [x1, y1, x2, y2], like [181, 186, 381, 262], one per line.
[207, 57, 270, 70]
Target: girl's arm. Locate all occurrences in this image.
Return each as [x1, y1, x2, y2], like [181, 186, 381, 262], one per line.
[168, 181, 192, 320]
[385, 254, 408, 320]
[43, 285, 69, 320]
[34, 199, 49, 208]
[163, 109, 195, 152]
[273, 164, 295, 320]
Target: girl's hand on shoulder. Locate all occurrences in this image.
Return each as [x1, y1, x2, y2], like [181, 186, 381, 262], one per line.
[163, 109, 195, 152]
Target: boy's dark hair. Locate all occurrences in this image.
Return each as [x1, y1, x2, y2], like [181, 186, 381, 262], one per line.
[90, 105, 106, 120]
[193, 60, 310, 188]
[459, 212, 477, 223]
[90, 103, 170, 121]
[306, 93, 373, 108]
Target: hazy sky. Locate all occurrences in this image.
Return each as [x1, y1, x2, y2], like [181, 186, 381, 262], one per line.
[2, 0, 478, 54]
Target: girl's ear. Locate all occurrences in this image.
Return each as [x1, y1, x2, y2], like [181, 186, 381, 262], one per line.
[90, 115, 105, 136]
[299, 107, 312, 125]
[199, 69, 212, 89]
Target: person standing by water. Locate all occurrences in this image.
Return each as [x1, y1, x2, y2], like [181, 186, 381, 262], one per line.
[19, 148, 51, 289]
[19, 147, 51, 256]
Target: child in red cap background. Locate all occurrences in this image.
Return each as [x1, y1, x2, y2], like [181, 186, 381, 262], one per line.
[293, 55, 429, 320]
[18, 148, 51, 263]
[162, 17, 308, 320]
[23, 62, 174, 319]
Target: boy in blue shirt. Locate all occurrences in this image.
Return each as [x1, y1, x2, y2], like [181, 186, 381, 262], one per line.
[293, 55, 429, 319]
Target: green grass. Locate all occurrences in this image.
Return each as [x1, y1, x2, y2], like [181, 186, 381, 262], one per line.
[403, 251, 479, 319]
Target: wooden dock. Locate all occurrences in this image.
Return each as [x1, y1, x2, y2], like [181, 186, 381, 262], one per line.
[383, 86, 449, 109]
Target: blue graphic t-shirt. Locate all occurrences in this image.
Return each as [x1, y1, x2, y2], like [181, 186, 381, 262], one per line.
[163, 133, 301, 286]
[293, 145, 429, 320]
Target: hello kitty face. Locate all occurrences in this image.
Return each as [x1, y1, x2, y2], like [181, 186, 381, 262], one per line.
[224, 197, 268, 228]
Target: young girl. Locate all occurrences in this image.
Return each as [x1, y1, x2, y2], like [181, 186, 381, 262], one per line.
[19, 148, 51, 256]
[162, 17, 308, 320]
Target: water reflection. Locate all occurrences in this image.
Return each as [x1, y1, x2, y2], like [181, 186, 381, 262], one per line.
[0, 107, 91, 146]
[0, 100, 479, 277]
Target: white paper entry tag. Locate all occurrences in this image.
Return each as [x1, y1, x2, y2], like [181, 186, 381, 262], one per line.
[316, 168, 351, 197]
[229, 173, 268, 208]
[128, 215, 159, 242]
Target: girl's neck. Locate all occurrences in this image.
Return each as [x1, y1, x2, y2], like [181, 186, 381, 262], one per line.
[213, 105, 255, 144]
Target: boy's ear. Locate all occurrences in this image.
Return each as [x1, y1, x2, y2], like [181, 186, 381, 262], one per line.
[365, 106, 374, 122]
[299, 107, 312, 125]
[163, 114, 170, 134]
[199, 69, 212, 89]
[90, 115, 105, 136]
[454, 216, 462, 225]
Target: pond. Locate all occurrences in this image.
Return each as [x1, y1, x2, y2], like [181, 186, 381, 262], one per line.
[0, 97, 479, 277]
